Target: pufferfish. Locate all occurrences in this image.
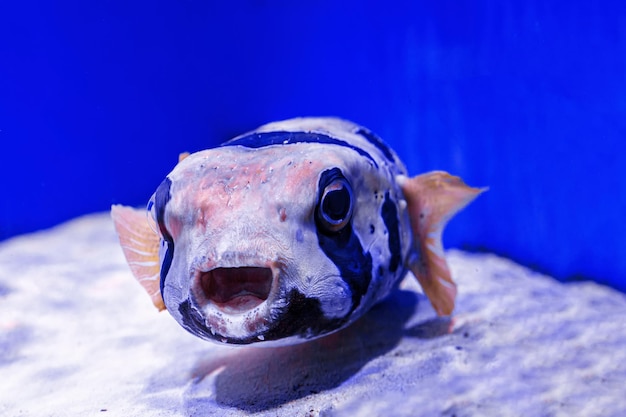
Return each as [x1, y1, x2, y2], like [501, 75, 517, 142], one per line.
[111, 117, 483, 346]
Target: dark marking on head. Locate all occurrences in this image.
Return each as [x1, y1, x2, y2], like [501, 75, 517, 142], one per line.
[178, 299, 209, 339]
[369, 224, 375, 234]
[381, 192, 402, 273]
[315, 169, 373, 313]
[154, 177, 174, 296]
[355, 127, 395, 162]
[256, 289, 345, 343]
[295, 229, 304, 243]
[223, 131, 378, 168]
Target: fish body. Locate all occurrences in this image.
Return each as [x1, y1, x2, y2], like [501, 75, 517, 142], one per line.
[112, 117, 483, 346]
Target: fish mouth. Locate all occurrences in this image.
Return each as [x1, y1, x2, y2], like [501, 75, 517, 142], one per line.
[198, 267, 273, 314]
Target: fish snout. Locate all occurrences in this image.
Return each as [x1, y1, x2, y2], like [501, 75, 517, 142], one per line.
[189, 250, 283, 316]
[194, 266, 274, 315]
[180, 255, 287, 342]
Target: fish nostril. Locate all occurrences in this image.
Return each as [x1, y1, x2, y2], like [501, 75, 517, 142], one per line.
[199, 267, 273, 314]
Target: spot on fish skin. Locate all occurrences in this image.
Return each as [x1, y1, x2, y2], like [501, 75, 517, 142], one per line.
[296, 229, 304, 243]
[279, 207, 287, 222]
[370, 224, 375, 234]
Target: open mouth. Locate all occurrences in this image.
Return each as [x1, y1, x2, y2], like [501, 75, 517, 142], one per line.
[199, 267, 273, 314]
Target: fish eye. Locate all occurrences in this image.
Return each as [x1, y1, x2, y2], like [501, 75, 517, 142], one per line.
[317, 176, 354, 233]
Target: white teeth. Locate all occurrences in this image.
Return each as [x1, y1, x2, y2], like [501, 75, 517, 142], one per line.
[210, 327, 216, 336]
[257, 335, 265, 341]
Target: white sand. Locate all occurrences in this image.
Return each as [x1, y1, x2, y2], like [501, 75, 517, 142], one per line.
[1, 213, 625, 417]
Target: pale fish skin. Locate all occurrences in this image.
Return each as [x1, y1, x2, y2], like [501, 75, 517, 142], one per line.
[111, 117, 484, 346]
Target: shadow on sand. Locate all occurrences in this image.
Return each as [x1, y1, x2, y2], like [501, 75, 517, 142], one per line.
[186, 289, 452, 412]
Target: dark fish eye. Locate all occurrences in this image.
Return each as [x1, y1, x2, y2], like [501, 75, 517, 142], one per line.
[317, 175, 354, 233]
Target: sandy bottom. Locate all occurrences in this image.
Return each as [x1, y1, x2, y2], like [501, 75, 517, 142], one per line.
[1, 213, 625, 417]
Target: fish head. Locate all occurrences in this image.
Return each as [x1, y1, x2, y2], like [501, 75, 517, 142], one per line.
[150, 143, 410, 345]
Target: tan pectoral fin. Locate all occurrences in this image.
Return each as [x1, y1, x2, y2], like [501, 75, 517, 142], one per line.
[111, 205, 166, 311]
[398, 171, 486, 316]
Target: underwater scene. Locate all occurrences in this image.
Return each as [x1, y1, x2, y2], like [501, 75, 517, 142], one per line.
[1, 1, 625, 416]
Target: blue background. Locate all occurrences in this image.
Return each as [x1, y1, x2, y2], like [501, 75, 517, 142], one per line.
[1, 1, 625, 291]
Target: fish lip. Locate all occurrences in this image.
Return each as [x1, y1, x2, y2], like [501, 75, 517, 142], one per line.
[191, 258, 281, 317]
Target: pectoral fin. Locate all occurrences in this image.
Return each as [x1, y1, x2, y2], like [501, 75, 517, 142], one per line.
[111, 205, 165, 311]
[398, 171, 485, 316]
